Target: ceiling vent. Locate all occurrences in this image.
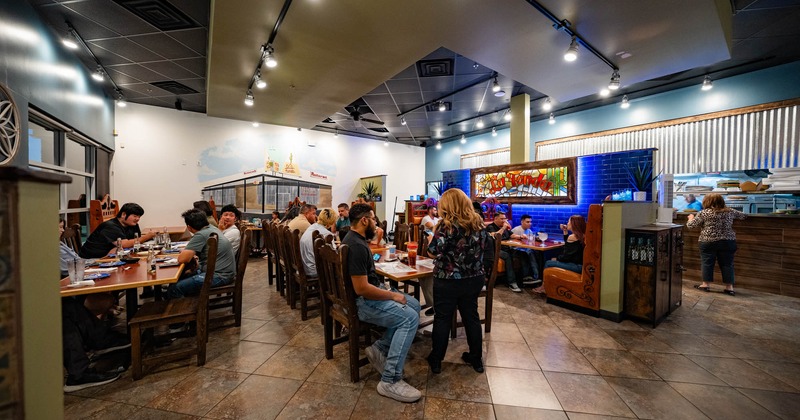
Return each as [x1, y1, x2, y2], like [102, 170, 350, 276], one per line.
[416, 58, 454, 77]
[150, 81, 198, 95]
[321, 117, 336, 124]
[368, 127, 389, 133]
[113, 0, 199, 31]
[425, 101, 451, 112]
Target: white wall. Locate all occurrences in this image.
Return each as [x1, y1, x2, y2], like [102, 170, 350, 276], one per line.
[113, 103, 426, 227]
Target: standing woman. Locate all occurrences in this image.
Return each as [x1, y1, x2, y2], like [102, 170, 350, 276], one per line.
[686, 193, 746, 295]
[426, 189, 489, 374]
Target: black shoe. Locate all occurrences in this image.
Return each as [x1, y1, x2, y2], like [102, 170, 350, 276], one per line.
[63, 371, 120, 392]
[427, 355, 442, 374]
[424, 307, 435, 316]
[461, 352, 484, 373]
[93, 332, 131, 357]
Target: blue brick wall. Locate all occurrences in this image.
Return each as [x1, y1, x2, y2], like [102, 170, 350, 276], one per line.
[442, 169, 471, 197]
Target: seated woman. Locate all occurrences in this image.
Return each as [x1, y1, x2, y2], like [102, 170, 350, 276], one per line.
[533, 215, 586, 294]
[371, 214, 386, 246]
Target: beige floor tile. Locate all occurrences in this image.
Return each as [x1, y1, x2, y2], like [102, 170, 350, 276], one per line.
[426, 363, 492, 403]
[687, 355, 797, 391]
[544, 372, 634, 417]
[669, 382, 780, 420]
[485, 340, 540, 370]
[205, 375, 302, 420]
[744, 359, 800, 390]
[276, 382, 361, 420]
[579, 348, 659, 379]
[736, 388, 800, 420]
[146, 368, 248, 416]
[63, 397, 139, 419]
[493, 405, 567, 420]
[529, 343, 598, 375]
[605, 330, 678, 353]
[243, 320, 307, 345]
[305, 351, 370, 389]
[560, 327, 625, 350]
[605, 377, 708, 419]
[630, 351, 726, 385]
[483, 321, 526, 343]
[205, 340, 282, 373]
[73, 364, 199, 406]
[649, 331, 733, 357]
[350, 377, 425, 420]
[284, 322, 326, 349]
[253, 345, 324, 380]
[126, 407, 199, 419]
[486, 367, 561, 410]
[423, 397, 495, 420]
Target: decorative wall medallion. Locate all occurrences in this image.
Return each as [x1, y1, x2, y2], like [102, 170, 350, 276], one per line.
[0, 84, 20, 166]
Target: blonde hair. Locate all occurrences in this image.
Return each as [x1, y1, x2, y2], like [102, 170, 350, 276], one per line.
[317, 208, 337, 228]
[437, 189, 485, 234]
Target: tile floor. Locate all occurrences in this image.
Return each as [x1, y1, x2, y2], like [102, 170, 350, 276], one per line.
[65, 258, 800, 419]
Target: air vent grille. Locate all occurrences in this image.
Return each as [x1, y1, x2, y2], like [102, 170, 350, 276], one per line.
[150, 81, 198, 95]
[113, 0, 199, 31]
[417, 59, 454, 77]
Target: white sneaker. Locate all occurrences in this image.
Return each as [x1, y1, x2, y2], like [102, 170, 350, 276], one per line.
[365, 344, 386, 375]
[508, 283, 522, 293]
[377, 379, 421, 403]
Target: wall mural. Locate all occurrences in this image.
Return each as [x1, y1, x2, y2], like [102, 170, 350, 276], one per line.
[471, 157, 577, 204]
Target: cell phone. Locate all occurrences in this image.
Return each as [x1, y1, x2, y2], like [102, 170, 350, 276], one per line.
[373, 253, 381, 261]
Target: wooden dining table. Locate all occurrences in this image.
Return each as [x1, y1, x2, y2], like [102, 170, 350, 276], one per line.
[374, 251, 434, 298]
[60, 258, 184, 321]
[501, 238, 565, 279]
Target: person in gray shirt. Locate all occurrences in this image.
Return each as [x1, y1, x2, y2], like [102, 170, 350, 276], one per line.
[168, 209, 236, 298]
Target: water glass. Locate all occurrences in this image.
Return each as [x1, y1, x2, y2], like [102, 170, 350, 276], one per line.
[388, 244, 396, 259]
[67, 258, 85, 284]
[163, 233, 172, 250]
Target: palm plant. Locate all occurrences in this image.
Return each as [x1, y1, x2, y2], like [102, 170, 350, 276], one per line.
[358, 181, 380, 201]
[624, 161, 660, 192]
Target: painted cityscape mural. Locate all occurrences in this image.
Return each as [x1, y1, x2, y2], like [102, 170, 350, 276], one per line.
[471, 158, 576, 204]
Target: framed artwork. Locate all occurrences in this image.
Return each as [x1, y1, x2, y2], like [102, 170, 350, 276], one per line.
[470, 157, 576, 204]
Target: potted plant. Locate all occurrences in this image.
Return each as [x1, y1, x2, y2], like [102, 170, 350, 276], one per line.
[358, 181, 381, 202]
[432, 180, 453, 198]
[624, 161, 659, 201]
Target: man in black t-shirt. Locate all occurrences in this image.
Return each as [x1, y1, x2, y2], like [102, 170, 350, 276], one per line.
[342, 203, 421, 403]
[484, 211, 524, 293]
[79, 203, 156, 258]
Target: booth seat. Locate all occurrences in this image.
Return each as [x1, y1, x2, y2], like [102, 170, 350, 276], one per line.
[543, 204, 603, 314]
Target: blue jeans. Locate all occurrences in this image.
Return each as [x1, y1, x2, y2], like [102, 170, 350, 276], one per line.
[699, 240, 737, 284]
[167, 272, 232, 298]
[544, 259, 582, 274]
[356, 291, 420, 383]
[499, 250, 517, 286]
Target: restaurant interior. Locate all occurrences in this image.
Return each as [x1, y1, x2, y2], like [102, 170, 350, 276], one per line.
[2, 0, 800, 418]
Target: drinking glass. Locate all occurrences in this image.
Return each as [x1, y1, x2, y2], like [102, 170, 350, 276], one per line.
[406, 243, 418, 267]
[527, 232, 534, 243]
[537, 232, 548, 242]
[164, 233, 172, 250]
[67, 258, 85, 284]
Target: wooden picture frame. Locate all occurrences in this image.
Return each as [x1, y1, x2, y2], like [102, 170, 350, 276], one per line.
[470, 157, 577, 205]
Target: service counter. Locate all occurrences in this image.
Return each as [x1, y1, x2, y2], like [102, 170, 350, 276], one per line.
[674, 213, 800, 297]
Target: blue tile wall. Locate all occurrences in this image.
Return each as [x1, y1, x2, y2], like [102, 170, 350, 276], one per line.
[442, 169, 471, 198]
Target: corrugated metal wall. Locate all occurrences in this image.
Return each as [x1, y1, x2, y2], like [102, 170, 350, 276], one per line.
[461, 147, 510, 169]
[536, 105, 800, 173]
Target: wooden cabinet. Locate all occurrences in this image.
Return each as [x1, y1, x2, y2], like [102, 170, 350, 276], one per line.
[624, 225, 684, 327]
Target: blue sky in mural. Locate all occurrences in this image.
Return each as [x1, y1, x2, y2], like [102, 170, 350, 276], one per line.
[197, 135, 339, 183]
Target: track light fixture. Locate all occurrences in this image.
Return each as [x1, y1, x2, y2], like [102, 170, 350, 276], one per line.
[255, 71, 267, 89]
[384, 140, 389, 147]
[435, 141, 442, 150]
[564, 36, 579, 62]
[264, 44, 277, 68]
[542, 98, 552, 111]
[504, 110, 512, 121]
[244, 90, 254, 106]
[599, 88, 610, 97]
[701, 75, 713, 91]
[608, 70, 621, 90]
[476, 119, 484, 129]
[460, 135, 467, 144]
[492, 127, 497, 137]
[400, 116, 406, 125]
[438, 101, 446, 112]
[549, 113, 555, 124]
[62, 32, 79, 50]
[92, 66, 104, 82]
[252, 122, 260, 127]
[492, 78, 506, 97]
[115, 89, 126, 108]
[620, 95, 630, 109]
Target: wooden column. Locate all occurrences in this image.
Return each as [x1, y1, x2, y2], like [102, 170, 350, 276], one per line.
[509, 93, 530, 164]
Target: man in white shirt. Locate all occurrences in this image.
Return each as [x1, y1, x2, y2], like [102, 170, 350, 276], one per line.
[299, 208, 337, 277]
[420, 205, 439, 235]
[218, 204, 241, 254]
[510, 214, 539, 282]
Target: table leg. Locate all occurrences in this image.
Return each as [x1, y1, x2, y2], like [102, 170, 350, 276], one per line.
[125, 288, 138, 323]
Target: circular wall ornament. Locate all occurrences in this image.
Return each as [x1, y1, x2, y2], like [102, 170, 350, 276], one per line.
[0, 84, 21, 166]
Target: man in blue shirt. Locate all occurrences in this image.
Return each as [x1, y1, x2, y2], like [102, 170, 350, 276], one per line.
[684, 194, 703, 211]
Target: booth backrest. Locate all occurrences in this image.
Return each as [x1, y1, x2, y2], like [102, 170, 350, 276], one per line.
[88, 194, 119, 233]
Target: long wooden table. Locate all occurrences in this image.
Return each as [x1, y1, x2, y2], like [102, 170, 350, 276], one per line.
[374, 252, 435, 328]
[60, 259, 184, 321]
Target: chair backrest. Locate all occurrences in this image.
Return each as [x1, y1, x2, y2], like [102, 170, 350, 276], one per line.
[393, 222, 410, 251]
[486, 231, 503, 289]
[236, 229, 252, 285]
[197, 234, 219, 316]
[337, 225, 350, 241]
[60, 223, 82, 254]
[280, 226, 298, 283]
[316, 241, 358, 320]
[417, 224, 429, 257]
[288, 228, 311, 281]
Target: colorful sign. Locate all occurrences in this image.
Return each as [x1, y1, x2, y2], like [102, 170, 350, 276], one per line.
[471, 158, 576, 204]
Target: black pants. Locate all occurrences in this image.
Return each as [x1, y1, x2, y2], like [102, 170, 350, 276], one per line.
[62, 297, 112, 378]
[429, 275, 485, 361]
[699, 240, 737, 284]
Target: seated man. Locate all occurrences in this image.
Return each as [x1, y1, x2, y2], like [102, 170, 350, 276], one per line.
[510, 214, 540, 282]
[288, 203, 317, 236]
[334, 203, 350, 233]
[218, 204, 241, 254]
[343, 204, 421, 403]
[485, 212, 525, 292]
[168, 209, 236, 298]
[59, 220, 129, 392]
[683, 194, 703, 211]
[299, 208, 336, 277]
[79, 202, 156, 258]
[420, 205, 439, 236]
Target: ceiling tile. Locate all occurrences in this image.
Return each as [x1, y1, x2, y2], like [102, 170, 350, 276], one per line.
[65, 0, 158, 36]
[419, 77, 455, 92]
[105, 68, 143, 84]
[130, 96, 172, 108]
[142, 60, 197, 79]
[167, 28, 208, 55]
[362, 94, 396, 106]
[366, 103, 400, 114]
[129, 33, 198, 59]
[118, 82, 172, 97]
[90, 37, 162, 62]
[174, 78, 206, 93]
[36, 6, 119, 39]
[391, 92, 424, 106]
[173, 57, 206, 77]
[385, 79, 421, 94]
[392, 65, 418, 79]
[366, 84, 389, 94]
[106, 63, 165, 82]
[85, 44, 132, 65]
[167, 0, 210, 27]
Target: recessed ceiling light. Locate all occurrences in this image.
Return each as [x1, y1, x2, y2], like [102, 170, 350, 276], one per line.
[599, 88, 610, 97]
[438, 101, 446, 112]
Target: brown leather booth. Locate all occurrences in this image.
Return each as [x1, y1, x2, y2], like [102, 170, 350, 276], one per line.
[543, 204, 603, 314]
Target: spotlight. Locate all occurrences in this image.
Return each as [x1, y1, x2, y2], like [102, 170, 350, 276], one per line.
[62, 33, 79, 50]
[701, 75, 713, 91]
[599, 88, 610, 97]
[252, 122, 260, 127]
[504, 110, 512, 121]
[435, 141, 442, 150]
[92, 67, 104, 82]
[473, 62, 479, 70]
[476, 119, 484, 128]
[244, 90, 254, 106]
[542, 98, 552, 111]
[384, 140, 389, 147]
[255, 71, 267, 89]
[264, 45, 277, 68]
[564, 36, 578, 62]
[492, 127, 497, 137]
[400, 116, 407, 125]
[549, 113, 555, 125]
[438, 101, 446, 112]
[460, 135, 467, 144]
[608, 70, 621, 90]
[116, 98, 126, 108]
[620, 95, 630, 109]
[492, 78, 505, 97]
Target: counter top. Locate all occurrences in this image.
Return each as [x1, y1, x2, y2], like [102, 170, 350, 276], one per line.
[675, 212, 800, 218]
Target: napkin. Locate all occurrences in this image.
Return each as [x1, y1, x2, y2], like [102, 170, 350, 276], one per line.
[85, 267, 119, 273]
[158, 258, 180, 267]
[66, 280, 96, 288]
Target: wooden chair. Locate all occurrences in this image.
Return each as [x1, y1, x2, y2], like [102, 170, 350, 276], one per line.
[451, 231, 502, 338]
[313, 239, 379, 382]
[286, 228, 321, 320]
[337, 225, 350, 242]
[543, 204, 603, 314]
[129, 234, 218, 380]
[88, 194, 118, 233]
[272, 224, 288, 298]
[60, 223, 83, 254]
[208, 229, 252, 327]
[261, 219, 275, 286]
[393, 222, 411, 251]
